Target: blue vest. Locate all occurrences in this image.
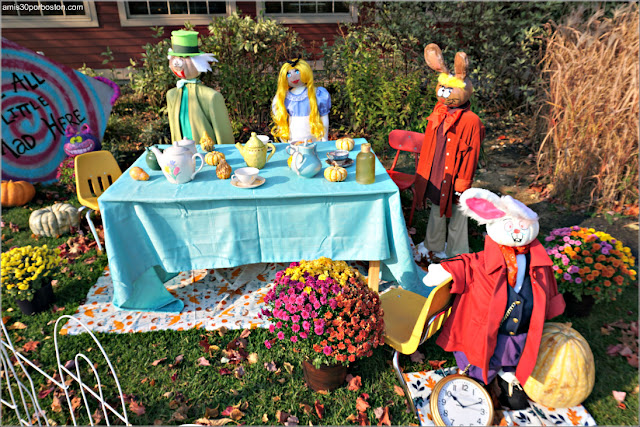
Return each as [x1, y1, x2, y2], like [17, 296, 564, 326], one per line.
[499, 254, 534, 336]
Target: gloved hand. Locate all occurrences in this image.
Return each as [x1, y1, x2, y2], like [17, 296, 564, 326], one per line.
[422, 263, 453, 287]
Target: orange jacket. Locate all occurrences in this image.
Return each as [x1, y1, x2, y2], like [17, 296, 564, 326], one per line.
[415, 107, 484, 217]
[436, 237, 566, 385]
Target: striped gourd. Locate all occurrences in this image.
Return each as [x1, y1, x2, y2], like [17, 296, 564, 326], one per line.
[324, 164, 347, 182]
[335, 137, 355, 151]
[523, 322, 595, 408]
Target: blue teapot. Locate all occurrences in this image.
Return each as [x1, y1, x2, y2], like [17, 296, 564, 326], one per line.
[287, 141, 322, 178]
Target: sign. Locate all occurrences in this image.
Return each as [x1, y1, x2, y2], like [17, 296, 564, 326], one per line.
[1, 38, 115, 183]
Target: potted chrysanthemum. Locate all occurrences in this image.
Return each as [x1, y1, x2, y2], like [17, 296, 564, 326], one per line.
[1, 245, 64, 315]
[544, 226, 637, 316]
[261, 257, 385, 391]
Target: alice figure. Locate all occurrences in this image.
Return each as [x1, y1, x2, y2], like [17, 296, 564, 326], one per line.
[271, 58, 331, 143]
[166, 30, 235, 145]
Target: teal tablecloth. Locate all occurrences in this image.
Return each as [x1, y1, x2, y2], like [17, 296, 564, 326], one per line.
[99, 139, 426, 312]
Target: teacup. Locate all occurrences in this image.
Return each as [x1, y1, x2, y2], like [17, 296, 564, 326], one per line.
[327, 150, 349, 162]
[232, 167, 260, 185]
[256, 135, 271, 144]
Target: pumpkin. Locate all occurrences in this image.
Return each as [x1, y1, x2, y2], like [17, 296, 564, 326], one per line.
[1, 180, 36, 207]
[336, 137, 355, 151]
[29, 203, 79, 237]
[205, 151, 225, 166]
[324, 163, 348, 182]
[200, 131, 216, 152]
[523, 322, 595, 408]
[216, 159, 232, 179]
[129, 166, 149, 181]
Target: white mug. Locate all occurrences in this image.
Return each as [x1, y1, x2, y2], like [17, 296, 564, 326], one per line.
[232, 167, 260, 185]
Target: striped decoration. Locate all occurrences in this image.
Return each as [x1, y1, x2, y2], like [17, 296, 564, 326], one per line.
[1, 37, 115, 183]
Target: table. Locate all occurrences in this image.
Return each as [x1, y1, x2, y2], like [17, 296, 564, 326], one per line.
[99, 139, 426, 312]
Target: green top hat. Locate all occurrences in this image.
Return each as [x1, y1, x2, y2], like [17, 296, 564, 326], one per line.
[170, 30, 203, 57]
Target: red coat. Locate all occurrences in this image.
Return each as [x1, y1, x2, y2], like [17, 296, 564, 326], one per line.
[436, 236, 566, 385]
[415, 107, 484, 217]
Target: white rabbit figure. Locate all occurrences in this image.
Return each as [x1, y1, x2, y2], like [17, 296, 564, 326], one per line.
[423, 188, 566, 409]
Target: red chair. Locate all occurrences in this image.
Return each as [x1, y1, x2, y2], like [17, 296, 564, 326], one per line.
[386, 130, 424, 226]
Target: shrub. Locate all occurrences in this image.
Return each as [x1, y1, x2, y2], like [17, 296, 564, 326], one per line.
[129, 26, 175, 108]
[536, 4, 639, 209]
[56, 157, 76, 193]
[544, 226, 636, 303]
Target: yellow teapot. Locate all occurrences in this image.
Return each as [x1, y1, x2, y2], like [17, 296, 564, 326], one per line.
[235, 132, 276, 169]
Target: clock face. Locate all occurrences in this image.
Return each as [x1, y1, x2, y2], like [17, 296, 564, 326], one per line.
[434, 377, 492, 426]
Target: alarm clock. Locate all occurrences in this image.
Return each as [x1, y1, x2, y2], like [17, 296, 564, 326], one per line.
[430, 374, 494, 426]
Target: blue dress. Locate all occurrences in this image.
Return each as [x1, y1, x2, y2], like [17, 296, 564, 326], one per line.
[273, 86, 331, 142]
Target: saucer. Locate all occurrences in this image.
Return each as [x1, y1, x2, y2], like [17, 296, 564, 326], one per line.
[231, 175, 266, 189]
[326, 158, 353, 167]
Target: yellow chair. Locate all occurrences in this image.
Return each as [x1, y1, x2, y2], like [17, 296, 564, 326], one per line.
[380, 279, 453, 420]
[74, 151, 122, 252]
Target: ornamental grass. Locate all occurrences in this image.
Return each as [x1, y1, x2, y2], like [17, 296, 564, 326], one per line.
[1, 245, 63, 301]
[544, 227, 636, 303]
[261, 257, 384, 368]
[536, 4, 639, 209]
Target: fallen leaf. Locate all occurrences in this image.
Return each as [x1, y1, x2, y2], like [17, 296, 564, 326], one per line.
[129, 400, 146, 416]
[377, 406, 391, 426]
[356, 397, 370, 412]
[347, 374, 362, 391]
[216, 326, 229, 336]
[219, 368, 232, 375]
[71, 396, 82, 411]
[427, 360, 447, 370]
[2, 316, 10, 325]
[38, 386, 56, 399]
[393, 385, 405, 397]
[247, 352, 259, 364]
[627, 354, 639, 368]
[601, 326, 613, 336]
[283, 362, 294, 374]
[163, 391, 173, 399]
[197, 357, 211, 366]
[22, 341, 40, 352]
[612, 390, 626, 403]
[618, 402, 627, 410]
[276, 410, 290, 424]
[262, 413, 269, 423]
[8, 321, 27, 330]
[151, 357, 167, 366]
[314, 400, 325, 419]
[51, 396, 63, 413]
[234, 366, 245, 379]
[273, 396, 282, 403]
[409, 350, 424, 363]
[373, 407, 384, 419]
[63, 360, 76, 370]
[299, 403, 311, 414]
[199, 339, 211, 353]
[229, 408, 244, 421]
[356, 411, 370, 426]
[498, 135, 506, 140]
[92, 407, 105, 424]
[265, 361, 277, 372]
[316, 389, 328, 395]
[346, 414, 358, 423]
[170, 354, 184, 367]
[239, 329, 251, 339]
[285, 415, 299, 426]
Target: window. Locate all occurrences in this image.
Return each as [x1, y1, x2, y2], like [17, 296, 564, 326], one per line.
[1, 1, 98, 28]
[257, 1, 357, 24]
[118, 1, 235, 27]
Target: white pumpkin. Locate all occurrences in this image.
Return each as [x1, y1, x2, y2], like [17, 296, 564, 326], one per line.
[336, 137, 355, 151]
[29, 203, 79, 237]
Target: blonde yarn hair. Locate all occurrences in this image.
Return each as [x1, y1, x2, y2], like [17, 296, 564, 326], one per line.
[271, 59, 324, 142]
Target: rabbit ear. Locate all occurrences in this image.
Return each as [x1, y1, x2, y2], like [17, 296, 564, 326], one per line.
[424, 43, 448, 74]
[454, 51, 468, 81]
[459, 188, 506, 224]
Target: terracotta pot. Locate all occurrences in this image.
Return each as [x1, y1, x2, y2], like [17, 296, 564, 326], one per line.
[16, 282, 55, 316]
[302, 360, 347, 392]
[562, 293, 595, 318]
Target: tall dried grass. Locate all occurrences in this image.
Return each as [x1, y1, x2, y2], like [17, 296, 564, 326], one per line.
[537, 4, 639, 209]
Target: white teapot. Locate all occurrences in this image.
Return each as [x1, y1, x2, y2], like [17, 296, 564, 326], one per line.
[150, 145, 204, 184]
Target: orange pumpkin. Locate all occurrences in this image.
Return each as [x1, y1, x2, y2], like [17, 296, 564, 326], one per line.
[1, 180, 36, 207]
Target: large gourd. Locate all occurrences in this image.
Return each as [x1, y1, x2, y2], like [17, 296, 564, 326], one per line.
[205, 151, 225, 166]
[200, 131, 216, 152]
[29, 203, 79, 237]
[523, 322, 594, 408]
[216, 159, 232, 179]
[1, 180, 36, 207]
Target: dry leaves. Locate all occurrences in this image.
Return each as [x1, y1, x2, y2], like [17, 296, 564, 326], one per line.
[605, 320, 638, 367]
[347, 374, 362, 391]
[197, 357, 211, 366]
[8, 321, 27, 330]
[151, 357, 167, 366]
[409, 350, 425, 363]
[393, 385, 405, 396]
[22, 340, 40, 352]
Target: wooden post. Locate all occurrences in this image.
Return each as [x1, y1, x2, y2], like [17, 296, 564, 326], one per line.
[368, 260, 380, 293]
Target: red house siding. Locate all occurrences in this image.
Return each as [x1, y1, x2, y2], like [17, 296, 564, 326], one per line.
[2, 1, 343, 70]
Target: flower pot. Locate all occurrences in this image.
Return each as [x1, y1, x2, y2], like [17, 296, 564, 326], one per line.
[562, 293, 595, 318]
[302, 360, 347, 392]
[15, 282, 55, 316]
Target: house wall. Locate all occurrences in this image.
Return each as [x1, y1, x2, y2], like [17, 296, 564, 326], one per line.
[2, 2, 342, 70]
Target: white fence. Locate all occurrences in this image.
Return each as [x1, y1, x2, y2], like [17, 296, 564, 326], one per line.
[1, 315, 129, 425]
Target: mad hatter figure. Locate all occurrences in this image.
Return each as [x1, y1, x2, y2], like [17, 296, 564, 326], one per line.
[415, 43, 485, 260]
[271, 58, 331, 143]
[166, 30, 234, 145]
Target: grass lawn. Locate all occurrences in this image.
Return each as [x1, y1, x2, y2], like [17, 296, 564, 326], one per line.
[1, 184, 638, 426]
